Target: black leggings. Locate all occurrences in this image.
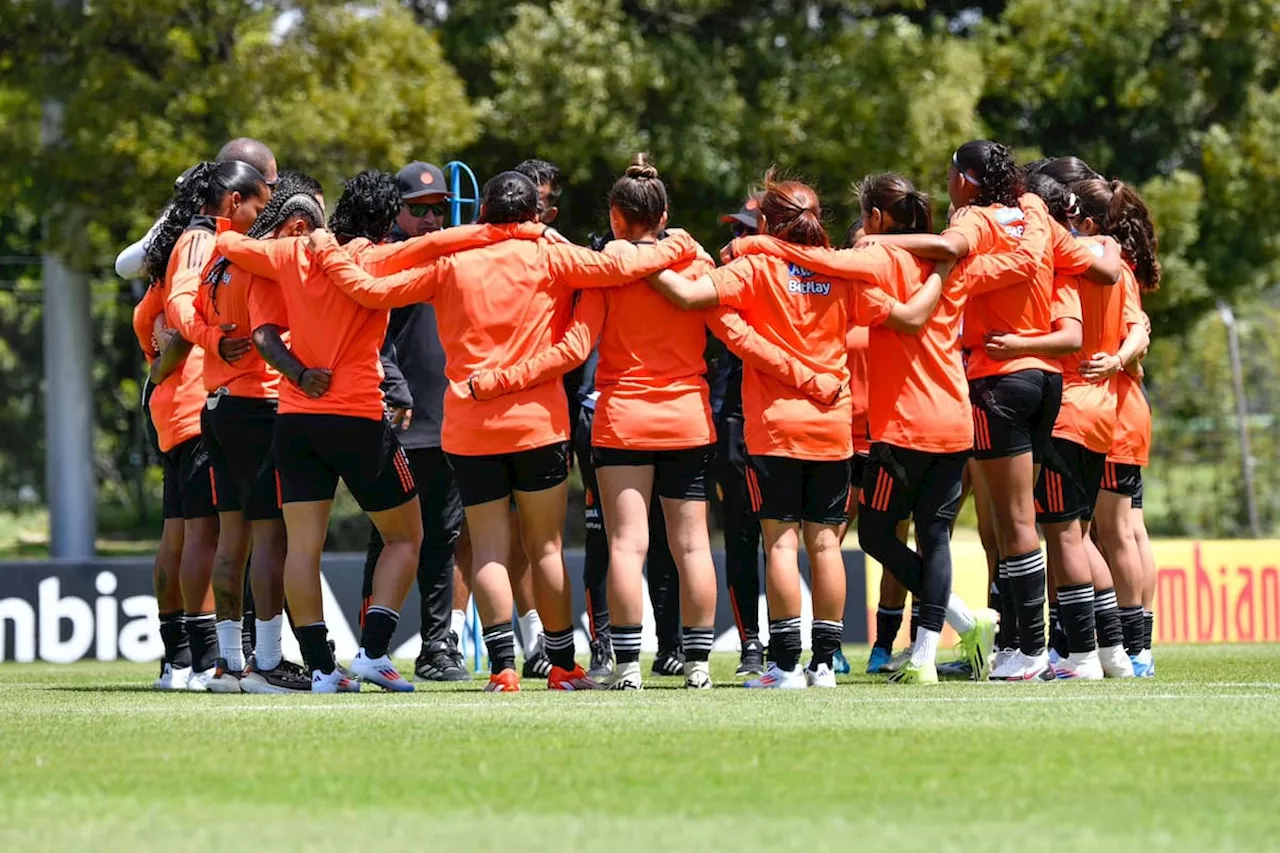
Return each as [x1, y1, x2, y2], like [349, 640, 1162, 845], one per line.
[857, 445, 967, 634]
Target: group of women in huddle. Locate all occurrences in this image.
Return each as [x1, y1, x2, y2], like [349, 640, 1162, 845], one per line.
[134, 134, 1158, 694]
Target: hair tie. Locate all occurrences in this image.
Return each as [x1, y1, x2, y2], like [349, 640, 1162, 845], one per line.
[951, 151, 982, 188]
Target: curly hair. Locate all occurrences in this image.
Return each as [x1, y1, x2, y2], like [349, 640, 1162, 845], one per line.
[953, 140, 1022, 208]
[143, 160, 268, 283]
[1023, 172, 1075, 226]
[328, 170, 401, 245]
[1073, 178, 1161, 291]
[207, 171, 326, 306]
[515, 159, 564, 206]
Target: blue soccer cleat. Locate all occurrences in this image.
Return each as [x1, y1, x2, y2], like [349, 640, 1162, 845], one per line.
[866, 646, 893, 674]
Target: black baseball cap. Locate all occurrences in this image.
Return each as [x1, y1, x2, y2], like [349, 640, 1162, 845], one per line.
[720, 193, 763, 230]
[396, 161, 454, 201]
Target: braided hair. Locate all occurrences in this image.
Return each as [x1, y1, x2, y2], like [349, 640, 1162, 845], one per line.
[328, 170, 401, 245]
[952, 140, 1022, 208]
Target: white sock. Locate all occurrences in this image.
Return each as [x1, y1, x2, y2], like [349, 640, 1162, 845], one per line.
[518, 609, 544, 650]
[254, 615, 283, 671]
[450, 608, 467, 640]
[216, 619, 244, 671]
[945, 593, 976, 634]
[912, 628, 941, 667]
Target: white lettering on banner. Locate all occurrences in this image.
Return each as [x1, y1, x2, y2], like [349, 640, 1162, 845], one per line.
[0, 597, 36, 661]
[788, 280, 832, 296]
[119, 596, 162, 661]
[95, 571, 117, 661]
[39, 577, 93, 664]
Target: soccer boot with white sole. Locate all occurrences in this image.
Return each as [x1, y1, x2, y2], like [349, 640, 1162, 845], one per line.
[936, 658, 975, 679]
[602, 661, 643, 691]
[548, 663, 596, 691]
[880, 650, 911, 674]
[684, 661, 713, 690]
[956, 608, 999, 682]
[240, 657, 311, 694]
[651, 648, 685, 677]
[349, 650, 414, 692]
[415, 642, 469, 683]
[805, 663, 837, 688]
[1099, 644, 1135, 678]
[990, 648, 1018, 680]
[185, 667, 215, 692]
[587, 636, 615, 680]
[744, 662, 807, 689]
[736, 639, 765, 677]
[887, 660, 939, 685]
[484, 669, 521, 693]
[1130, 650, 1155, 678]
[311, 668, 361, 693]
[152, 661, 191, 691]
[1053, 649, 1104, 681]
[1012, 651, 1051, 682]
[206, 658, 244, 693]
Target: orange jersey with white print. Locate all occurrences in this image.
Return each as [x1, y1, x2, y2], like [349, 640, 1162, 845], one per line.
[591, 242, 716, 450]
[310, 228, 700, 456]
[709, 240, 895, 461]
[1107, 269, 1150, 466]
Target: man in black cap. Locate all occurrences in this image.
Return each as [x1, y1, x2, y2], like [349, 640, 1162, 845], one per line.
[711, 193, 766, 677]
[361, 160, 469, 682]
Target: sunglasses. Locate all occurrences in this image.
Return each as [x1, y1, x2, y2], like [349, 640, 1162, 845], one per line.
[408, 202, 448, 218]
[730, 222, 754, 238]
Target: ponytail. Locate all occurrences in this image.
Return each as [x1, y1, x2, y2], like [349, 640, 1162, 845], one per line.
[1073, 178, 1161, 291]
[856, 173, 933, 234]
[760, 167, 829, 247]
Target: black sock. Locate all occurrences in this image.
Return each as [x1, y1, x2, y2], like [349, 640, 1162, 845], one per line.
[1119, 605, 1145, 656]
[1094, 587, 1123, 648]
[184, 612, 217, 672]
[1143, 610, 1154, 650]
[159, 610, 191, 669]
[768, 617, 802, 671]
[682, 627, 714, 663]
[874, 607, 903, 652]
[809, 620, 843, 670]
[296, 622, 335, 674]
[917, 603, 947, 634]
[242, 576, 255, 659]
[1006, 550, 1047, 656]
[543, 627, 575, 670]
[612, 624, 642, 664]
[909, 603, 920, 644]
[1057, 583, 1096, 654]
[1048, 604, 1068, 659]
[997, 560, 1018, 649]
[482, 624, 516, 675]
[361, 605, 399, 659]
[991, 579, 1011, 649]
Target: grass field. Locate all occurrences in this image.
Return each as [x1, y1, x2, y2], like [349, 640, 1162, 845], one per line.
[2, 645, 1279, 852]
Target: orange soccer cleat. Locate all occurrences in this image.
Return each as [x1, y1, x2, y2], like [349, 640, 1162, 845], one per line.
[483, 669, 522, 693]
[547, 663, 596, 691]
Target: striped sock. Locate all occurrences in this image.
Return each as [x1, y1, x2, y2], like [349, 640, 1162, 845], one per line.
[682, 627, 714, 663]
[543, 627, 575, 670]
[361, 605, 398, 659]
[184, 612, 218, 672]
[1048, 604, 1068, 658]
[1093, 587, 1123, 649]
[997, 560, 1018, 648]
[613, 625, 642, 664]
[159, 610, 191, 669]
[482, 624, 516, 675]
[1119, 605, 1145, 656]
[768, 617, 802, 671]
[809, 619, 843, 670]
[874, 607, 903, 652]
[909, 603, 920, 644]
[1057, 583, 1096, 654]
[1143, 610, 1154, 650]
[1006, 549, 1047, 656]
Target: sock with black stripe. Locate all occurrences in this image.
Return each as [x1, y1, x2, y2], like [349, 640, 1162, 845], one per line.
[1119, 605, 1145, 656]
[543, 627, 575, 670]
[909, 603, 920, 645]
[809, 620, 843, 670]
[296, 622, 335, 674]
[612, 625, 642, 665]
[482, 624, 516, 675]
[768, 618, 802, 671]
[361, 605, 399, 659]
[1057, 583, 1097, 654]
[1143, 610, 1154, 651]
[1094, 587, 1124, 649]
[1006, 550, 1047, 656]
[159, 610, 191, 669]
[1048, 604, 1068, 659]
[682, 627, 714, 663]
[874, 607, 903, 652]
[184, 612, 218, 673]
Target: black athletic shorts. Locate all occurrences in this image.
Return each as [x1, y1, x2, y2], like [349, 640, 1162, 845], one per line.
[591, 445, 715, 501]
[1132, 475, 1144, 510]
[204, 394, 282, 521]
[851, 453, 869, 496]
[746, 454, 850, 525]
[274, 413, 417, 512]
[1101, 460, 1143, 500]
[161, 436, 216, 520]
[969, 369, 1063, 463]
[446, 442, 571, 507]
[860, 443, 967, 523]
[1035, 437, 1105, 524]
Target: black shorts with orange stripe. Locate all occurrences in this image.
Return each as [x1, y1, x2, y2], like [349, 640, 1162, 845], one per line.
[446, 442, 570, 507]
[161, 436, 216, 520]
[859, 443, 967, 525]
[1035, 437, 1105, 524]
[1101, 460, 1142, 500]
[969, 369, 1063, 463]
[274, 413, 417, 512]
[203, 394, 282, 521]
[746, 455, 849, 525]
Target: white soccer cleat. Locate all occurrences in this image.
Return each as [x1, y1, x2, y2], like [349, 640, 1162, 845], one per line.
[152, 662, 192, 691]
[348, 650, 414, 692]
[311, 668, 361, 693]
[990, 649, 1024, 681]
[1054, 650, 1104, 681]
[744, 662, 807, 690]
[600, 661, 643, 691]
[185, 667, 215, 692]
[1015, 651, 1051, 682]
[1048, 647, 1063, 667]
[805, 663, 837, 688]
[1099, 644, 1135, 678]
[684, 661, 713, 690]
[206, 658, 243, 694]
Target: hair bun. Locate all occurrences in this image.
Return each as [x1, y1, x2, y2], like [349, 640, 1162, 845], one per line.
[626, 153, 659, 180]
